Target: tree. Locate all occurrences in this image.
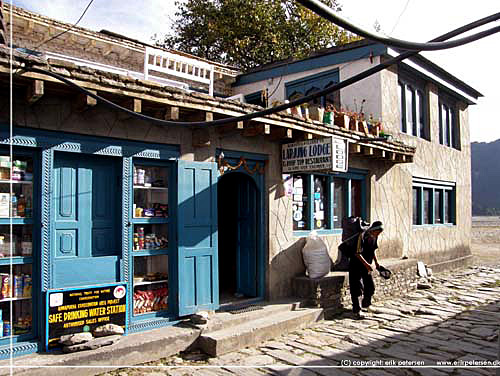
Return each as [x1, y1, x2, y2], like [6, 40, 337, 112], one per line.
[156, 0, 360, 71]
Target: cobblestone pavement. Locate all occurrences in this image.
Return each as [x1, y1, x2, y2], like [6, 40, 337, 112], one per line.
[103, 264, 500, 376]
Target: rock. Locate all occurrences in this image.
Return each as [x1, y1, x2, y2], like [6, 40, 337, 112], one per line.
[59, 332, 93, 346]
[417, 278, 432, 289]
[190, 311, 209, 325]
[93, 323, 124, 337]
[62, 335, 121, 353]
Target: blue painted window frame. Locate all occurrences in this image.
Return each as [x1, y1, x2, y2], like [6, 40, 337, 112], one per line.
[438, 92, 460, 150]
[129, 158, 175, 322]
[293, 169, 367, 236]
[0, 146, 40, 351]
[285, 68, 340, 109]
[412, 178, 456, 226]
[398, 71, 429, 140]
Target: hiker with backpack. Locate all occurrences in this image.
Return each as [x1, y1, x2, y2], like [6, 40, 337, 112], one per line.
[348, 220, 384, 319]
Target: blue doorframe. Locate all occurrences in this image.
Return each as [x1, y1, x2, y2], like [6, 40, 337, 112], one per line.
[216, 150, 267, 300]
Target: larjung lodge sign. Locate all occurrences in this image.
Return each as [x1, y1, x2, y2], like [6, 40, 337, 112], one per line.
[282, 136, 348, 173]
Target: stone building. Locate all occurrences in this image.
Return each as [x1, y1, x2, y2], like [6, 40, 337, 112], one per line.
[0, 4, 479, 358]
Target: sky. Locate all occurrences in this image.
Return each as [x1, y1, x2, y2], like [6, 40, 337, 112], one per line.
[9, 0, 500, 143]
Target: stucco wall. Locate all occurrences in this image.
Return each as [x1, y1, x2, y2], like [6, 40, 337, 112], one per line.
[233, 56, 383, 120]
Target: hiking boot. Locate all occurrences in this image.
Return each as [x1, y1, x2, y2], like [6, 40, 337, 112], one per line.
[353, 312, 364, 320]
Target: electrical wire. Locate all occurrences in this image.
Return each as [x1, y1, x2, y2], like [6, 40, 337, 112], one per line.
[19, 11, 500, 128]
[390, 0, 411, 35]
[295, 0, 500, 52]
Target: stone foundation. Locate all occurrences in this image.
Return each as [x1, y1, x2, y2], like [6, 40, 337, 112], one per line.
[293, 258, 419, 311]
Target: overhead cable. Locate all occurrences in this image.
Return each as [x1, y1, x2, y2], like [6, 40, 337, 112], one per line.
[21, 12, 500, 128]
[295, 0, 500, 51]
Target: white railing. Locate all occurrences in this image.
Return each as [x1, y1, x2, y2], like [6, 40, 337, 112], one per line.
[144, 47, 214, 96]
[44, 51, 190, 91]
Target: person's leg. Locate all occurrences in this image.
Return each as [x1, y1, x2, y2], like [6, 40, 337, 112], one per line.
[349, 268, 362, 313]
[361, 272, 375, 309]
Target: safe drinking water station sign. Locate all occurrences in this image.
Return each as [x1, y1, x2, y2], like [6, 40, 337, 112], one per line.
[282, 136, 348, 173]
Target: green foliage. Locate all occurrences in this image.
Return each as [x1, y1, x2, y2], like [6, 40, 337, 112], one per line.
[157, 0, 360, 71]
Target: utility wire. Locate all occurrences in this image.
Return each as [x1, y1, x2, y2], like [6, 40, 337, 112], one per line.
[20, 11, 500, 128]
[295, 0, 500, 51]
[390, 0, 411, 35]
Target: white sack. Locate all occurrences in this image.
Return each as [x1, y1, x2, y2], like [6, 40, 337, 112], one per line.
[302, 231, 330, 279]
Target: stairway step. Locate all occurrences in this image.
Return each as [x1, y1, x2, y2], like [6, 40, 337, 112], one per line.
[198, 307, 323, 357]
[205, 300, 302, 333]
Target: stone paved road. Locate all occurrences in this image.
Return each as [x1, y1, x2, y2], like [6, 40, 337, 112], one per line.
[103, 265, 500, 376]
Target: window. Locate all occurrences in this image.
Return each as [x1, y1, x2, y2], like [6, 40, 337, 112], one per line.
[285, 68, 341, 111]
[292, 171, 366, 233]
[398, 74, 429, 140]
[439, 93, 460, 150]
[412, 178, 455, 226]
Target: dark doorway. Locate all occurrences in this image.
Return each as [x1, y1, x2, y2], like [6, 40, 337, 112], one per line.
[218, 172, 259, 303]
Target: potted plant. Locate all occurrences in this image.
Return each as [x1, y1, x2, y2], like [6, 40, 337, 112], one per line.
[323, 104, 334, 126]
[334, 107, 350, 129]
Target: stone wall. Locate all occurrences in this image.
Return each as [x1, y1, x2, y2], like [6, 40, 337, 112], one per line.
[292, 258, 419, 311]
[472, 216, 500, 244]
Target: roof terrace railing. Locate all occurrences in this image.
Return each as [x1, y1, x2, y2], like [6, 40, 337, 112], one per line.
[144, 47, 214, 96]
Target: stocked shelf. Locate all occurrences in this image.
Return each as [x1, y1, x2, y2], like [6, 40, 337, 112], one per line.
[0, 296, 31, 303]
[132, 249, 168, 257]
[0, 218, 34, 225]
[0, 257, 33, 266]
[133, 186, 168, 191]
[133, 279, 168, 286]
[0, 180, 33, 185]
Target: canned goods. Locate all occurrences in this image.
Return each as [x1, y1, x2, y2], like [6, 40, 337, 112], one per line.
[13, 275, 23, 298]
[3, 321, 10, 337]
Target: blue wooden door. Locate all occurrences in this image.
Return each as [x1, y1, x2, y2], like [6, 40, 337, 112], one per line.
[177, 160, 218, 316]
[52, 153, 121, 288]
[236, 176, 257, 296]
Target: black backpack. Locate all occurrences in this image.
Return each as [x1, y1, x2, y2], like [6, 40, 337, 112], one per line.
[332, 217, 370, 271]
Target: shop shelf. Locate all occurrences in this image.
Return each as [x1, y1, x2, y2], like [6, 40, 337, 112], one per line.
[0, 256, 33, 265]
[0, 218, 34, 225]
[133, 279, 168, 286]
[0, 180, 33, 185]
[132, 249, 169, 257]
[133, 186, 168, 190]
[131, 218, 169, 224]
[0, 296, 31, 303]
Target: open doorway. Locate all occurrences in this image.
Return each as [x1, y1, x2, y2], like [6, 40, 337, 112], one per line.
[218, 172, 259, 304]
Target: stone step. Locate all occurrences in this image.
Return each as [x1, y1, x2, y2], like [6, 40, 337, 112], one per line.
[198, 307, 324, 357]
[203, 299, 302, 333]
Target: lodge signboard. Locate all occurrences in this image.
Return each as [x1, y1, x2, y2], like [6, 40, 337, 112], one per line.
[282, 136, 348, 173]
[46, 283, 127, 348]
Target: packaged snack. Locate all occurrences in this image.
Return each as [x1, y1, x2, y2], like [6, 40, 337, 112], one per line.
[13, 275, 23, 298]
[0, 274, 10, 299]
[23, 275, 32, 297]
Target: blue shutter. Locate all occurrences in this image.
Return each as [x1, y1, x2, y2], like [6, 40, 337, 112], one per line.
[177, 160, 218, 316]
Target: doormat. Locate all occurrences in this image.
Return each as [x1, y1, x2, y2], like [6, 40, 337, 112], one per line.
[222, 305, 264, 315]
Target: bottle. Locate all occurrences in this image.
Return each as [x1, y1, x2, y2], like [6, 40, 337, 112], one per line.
[25, 197, 32, 218]
[17, 195, 25, 218]
[10, 195, 17, 217]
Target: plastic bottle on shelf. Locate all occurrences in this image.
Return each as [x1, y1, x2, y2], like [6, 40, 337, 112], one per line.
[25, 196, 32, 218]
[17, 195, 25, 218]
[11, 195, 17, 217]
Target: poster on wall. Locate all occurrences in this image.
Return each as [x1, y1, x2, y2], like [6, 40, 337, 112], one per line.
[281, 136, 348, 173]
[46, 283, 127, 349]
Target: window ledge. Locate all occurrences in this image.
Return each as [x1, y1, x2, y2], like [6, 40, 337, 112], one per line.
[412, 224, 456, 229]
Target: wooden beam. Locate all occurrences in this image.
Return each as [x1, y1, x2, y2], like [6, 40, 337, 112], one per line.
[349, 143, 362, 154]
[243, 123, 270, 137]
[363, 146, 374, 156]
[26, 80, 44, 105]
[302, 132, 314, 140]
[192, 128, 211, 148]
[73, 91, 97, 112]
[125, 98, 141, 113]
[102, 44, 113, 57]
[205, 111, 213, 122]
[269, 127, 293, 141]
[164, 106, 179, 121]
[389, 152, 397, 161]
[376, 149, 386, 159]
[216, 121, 244, 135]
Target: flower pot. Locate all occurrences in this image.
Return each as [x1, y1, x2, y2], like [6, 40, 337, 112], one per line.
[334, 114, 350, 129]
[359, 120, 369, 135]
[323, 111, 334, 126]
[349, 117, 358, 131]
[309, 106, 324, 122]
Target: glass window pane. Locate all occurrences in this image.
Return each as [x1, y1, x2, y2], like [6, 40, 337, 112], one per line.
[333, 178, 345, 228]
[313, 176, 328, 230]
[434, 190, 443, 224]
[398, 82, 405, 132]
[445, 106, 451, 146]
[417, 90, 425, 139]
[292, 175, 309, 231]
[444, 190, 453, 223]
[423, 188, 432, 224]
[406, 86, 414, 134]
[350, 179, 362, 218]
[412, 187, 419, 225]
